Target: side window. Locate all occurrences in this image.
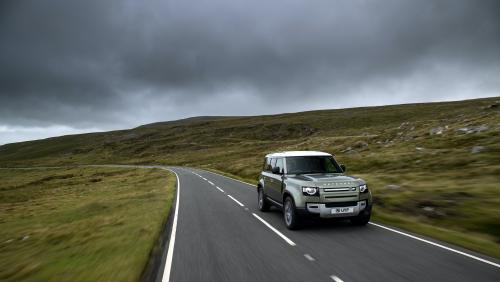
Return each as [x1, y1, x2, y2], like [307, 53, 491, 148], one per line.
[275, 158, 284, 173]
[266, 158, 274, 172]
[269, 158, 277, 172]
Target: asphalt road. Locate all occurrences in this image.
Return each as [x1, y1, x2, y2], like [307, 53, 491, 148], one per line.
[163, 167, 500, 282]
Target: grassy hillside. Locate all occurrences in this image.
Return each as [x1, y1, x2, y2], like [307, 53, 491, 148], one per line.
[0, 167, 175, 281]
[1, 97, 499, 257]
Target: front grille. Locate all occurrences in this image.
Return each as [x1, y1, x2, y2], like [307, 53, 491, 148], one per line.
[323, 187, 356, 192]
[325, 195, 356, 198]
[325, 201, 357, 208]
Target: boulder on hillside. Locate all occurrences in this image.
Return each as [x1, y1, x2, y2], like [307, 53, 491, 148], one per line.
[353, 141, 369, 149]
[385, 184, 401, 190]
[471, 146, 486, 154]
[457, 125, 488, 134]
[481, 101, 499, 110]
[341, 146, 359, 155]
[429, 127, 444, 135]
[398, 122, 410, 129]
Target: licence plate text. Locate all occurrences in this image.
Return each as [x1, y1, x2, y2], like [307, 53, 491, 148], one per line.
[331, 207, 354, 214]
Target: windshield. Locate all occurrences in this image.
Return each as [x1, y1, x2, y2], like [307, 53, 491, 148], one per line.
[286, 156, 342, 174]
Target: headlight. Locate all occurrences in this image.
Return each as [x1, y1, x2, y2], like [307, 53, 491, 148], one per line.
[302, 186, 318, 196]
[359, 184, 368, 193]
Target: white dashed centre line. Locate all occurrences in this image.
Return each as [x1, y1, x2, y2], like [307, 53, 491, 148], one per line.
[330, 275, 344, 282]
[252, 213, 296, 246]
[207, 180, 214, 185]
[215, 186, 224, 192]
[227, 195, 245, 207]
[304, 254, 315, 261]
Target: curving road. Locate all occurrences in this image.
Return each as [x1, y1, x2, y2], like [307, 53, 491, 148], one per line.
[160, 167, 500, 282]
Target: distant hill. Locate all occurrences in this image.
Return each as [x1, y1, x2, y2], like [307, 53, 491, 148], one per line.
[1, 96, 500, 257]
[135, 116, 235, 129]
[1, 97, 498, 173]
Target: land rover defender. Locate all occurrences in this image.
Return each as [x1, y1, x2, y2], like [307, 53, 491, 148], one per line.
[257, 151, 372, 229]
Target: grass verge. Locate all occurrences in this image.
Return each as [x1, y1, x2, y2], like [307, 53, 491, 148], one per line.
[0, 167, 175, 281]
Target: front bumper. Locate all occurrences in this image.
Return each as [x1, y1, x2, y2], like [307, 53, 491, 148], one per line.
[305, 200, 369, 218]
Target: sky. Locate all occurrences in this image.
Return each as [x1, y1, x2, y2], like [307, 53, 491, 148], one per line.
[1, 0, 499, 144]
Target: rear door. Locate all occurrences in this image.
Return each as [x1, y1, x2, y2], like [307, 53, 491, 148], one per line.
[261, 157, 275, 199]
[268, 157, 285, 202]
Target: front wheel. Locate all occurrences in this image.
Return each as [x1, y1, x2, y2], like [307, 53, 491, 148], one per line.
[258, 187, 270, 212]
[284, 196, 301, 230]
[351, 212, 371, 226]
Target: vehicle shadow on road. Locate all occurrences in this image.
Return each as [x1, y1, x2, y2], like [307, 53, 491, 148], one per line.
[265, 207, 365, 232]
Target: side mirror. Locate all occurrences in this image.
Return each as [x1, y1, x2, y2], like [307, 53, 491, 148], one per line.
[340, 164, 346, 172]
[272, 167, 282, 174]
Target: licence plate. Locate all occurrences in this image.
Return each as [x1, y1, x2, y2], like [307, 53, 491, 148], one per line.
[331, 207, 354, 214]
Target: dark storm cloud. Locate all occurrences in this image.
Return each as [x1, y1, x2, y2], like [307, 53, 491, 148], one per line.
[1, 0, 499, 142]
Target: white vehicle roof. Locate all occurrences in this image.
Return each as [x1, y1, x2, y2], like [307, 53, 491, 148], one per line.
[265, 151, 332, 158]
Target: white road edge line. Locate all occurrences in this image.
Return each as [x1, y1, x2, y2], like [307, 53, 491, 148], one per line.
[200, 168, 500, 268]
[252, 213, 296, 246]
[207, 181, 214, 185]
[369, 222, 500, 268]
[161, 169, 180, 282]
[330, 275, 344, 282]
[227, 195, 245, 207]
[215, 186, 224, 193]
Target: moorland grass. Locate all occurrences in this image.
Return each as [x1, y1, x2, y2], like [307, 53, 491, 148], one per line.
[0, 167, 175, 281]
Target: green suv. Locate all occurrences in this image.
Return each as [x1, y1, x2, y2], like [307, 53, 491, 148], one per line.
[257, 151, 372, 229]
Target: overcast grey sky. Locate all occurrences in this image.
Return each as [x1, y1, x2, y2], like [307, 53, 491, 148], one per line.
[1, 0, 499, 144]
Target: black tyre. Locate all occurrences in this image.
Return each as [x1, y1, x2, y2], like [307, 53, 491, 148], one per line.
[351, 212, 371, 226]
[258, 187, 270, 212]
[284, 196, 301, 230]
